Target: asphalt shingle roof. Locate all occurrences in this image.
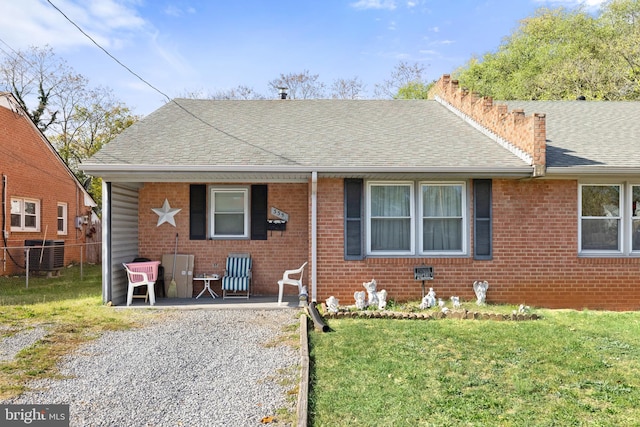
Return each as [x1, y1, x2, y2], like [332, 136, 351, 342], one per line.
[84, 98, 640, 177]
[504, 101, 640, 170]
[84, 99, 529, 172]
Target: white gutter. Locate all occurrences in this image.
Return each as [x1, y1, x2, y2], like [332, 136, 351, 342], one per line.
[81, 164, 531, 175]
[311, 171, 318, 303]
[545, 167, 640, 176]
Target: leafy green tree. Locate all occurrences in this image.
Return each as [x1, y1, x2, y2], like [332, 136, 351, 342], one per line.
[395, 81, 433, 99]
[454, 2, 640, 100]
[599, 0, 640, 98]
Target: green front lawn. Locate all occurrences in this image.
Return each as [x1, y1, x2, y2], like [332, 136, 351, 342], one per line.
[309, 309, 640, 426]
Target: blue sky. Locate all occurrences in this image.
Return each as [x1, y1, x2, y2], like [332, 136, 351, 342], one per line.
[0, 0, 606, 116]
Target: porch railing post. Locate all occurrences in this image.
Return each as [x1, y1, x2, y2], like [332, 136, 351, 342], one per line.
[25, 247, 29, 289]
[80, 244, 84, 281]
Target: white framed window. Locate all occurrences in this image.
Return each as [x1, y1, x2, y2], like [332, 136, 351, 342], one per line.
[366, 181, 467, 256]
[420, 183, 466, 253]
[57, 202, 67, 235]
[10, 198, 40, 232]
[367, 182, 414, 255]
[579, 182, 640, 255]
[209, 187, 249, 238]
[633, 185, 640, 252]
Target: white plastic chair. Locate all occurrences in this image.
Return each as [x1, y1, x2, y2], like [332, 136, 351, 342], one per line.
[277, 261, 308, 305]
[123, 261, 160, 306]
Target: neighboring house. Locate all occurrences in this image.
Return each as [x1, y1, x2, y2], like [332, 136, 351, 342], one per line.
[0, 92, 97, 276]
[81, 75, 640, 310]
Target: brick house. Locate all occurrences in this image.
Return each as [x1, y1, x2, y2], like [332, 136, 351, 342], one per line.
[81, 75, 640, 310]
[1, 92, 97, 276]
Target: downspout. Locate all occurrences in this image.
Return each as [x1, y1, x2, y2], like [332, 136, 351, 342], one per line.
[2, 174, 6, 272]
[311, 171, 317, 303]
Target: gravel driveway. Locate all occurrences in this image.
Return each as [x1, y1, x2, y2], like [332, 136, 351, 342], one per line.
[4, 309, 301, 426]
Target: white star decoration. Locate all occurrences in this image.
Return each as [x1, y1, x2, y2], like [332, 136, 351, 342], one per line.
[152, 199, 181, 227]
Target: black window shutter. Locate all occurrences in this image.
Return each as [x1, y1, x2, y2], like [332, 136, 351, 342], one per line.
[474, 179, 492, 260]
[344, 179, 364, 260]
[251, 185, 268, 240]
[189, 184, 207, 240]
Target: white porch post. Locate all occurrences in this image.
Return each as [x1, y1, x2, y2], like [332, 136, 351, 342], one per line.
[311, 171, 318, 302]
[101, 179, 110, 304]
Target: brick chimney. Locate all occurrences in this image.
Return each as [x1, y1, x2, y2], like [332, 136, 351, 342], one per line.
[429, 75, 546, 177]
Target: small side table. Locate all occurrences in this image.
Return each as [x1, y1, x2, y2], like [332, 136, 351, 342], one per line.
[194, 274, 220, 299]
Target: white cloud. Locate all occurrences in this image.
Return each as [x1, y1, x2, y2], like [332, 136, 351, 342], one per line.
[350, 0, 397, 11]
[164, 6, 183, 17]
[430, 39, 455, 45]
[87, 0, 146, 30]
[0, 0, 146, 51]
[533, 0, 608, 9]
[164, 5, 197, 17]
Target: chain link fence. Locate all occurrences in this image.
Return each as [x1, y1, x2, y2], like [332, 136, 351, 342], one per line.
[1, 241, 102, 288]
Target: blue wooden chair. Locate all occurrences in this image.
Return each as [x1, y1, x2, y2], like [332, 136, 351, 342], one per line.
[222, 253, 252, 299]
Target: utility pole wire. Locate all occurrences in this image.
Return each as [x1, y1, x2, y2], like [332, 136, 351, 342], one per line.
[45, 0, 172, 103]
[45, 0, 299, 164]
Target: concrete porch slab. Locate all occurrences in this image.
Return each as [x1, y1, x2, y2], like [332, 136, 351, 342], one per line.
[113, 295, 303, 310]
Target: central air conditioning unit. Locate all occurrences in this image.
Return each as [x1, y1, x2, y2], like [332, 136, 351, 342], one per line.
[25, 240, 65, 272]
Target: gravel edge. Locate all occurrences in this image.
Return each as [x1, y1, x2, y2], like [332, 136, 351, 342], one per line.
[3, 309, 302, 427]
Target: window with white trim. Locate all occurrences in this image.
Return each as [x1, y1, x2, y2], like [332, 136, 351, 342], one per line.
[57, 202, 67, 235]
[366, 181, 467, 256]
[579, 183, 640, 255]
[209, 188, 249, 238]
[633, 185, 640, 251]
[10, 198, 40, 232]
[421, 183, 465, 252]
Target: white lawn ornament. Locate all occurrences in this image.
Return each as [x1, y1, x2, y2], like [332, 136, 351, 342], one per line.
[451, 296, 461, 309]
[354, 291, 367, 310]
[438, 298, 445, 309]
[363, 278, 378, 307]
[377, 289, 388, 310]
[326, 296, 339, 313]
[419, 287, 437, 309]
[473, 280, 489, 305]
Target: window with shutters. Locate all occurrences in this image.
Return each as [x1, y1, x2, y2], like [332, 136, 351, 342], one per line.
[210, 187, 249, 239]
[352, 180, 468, 257]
